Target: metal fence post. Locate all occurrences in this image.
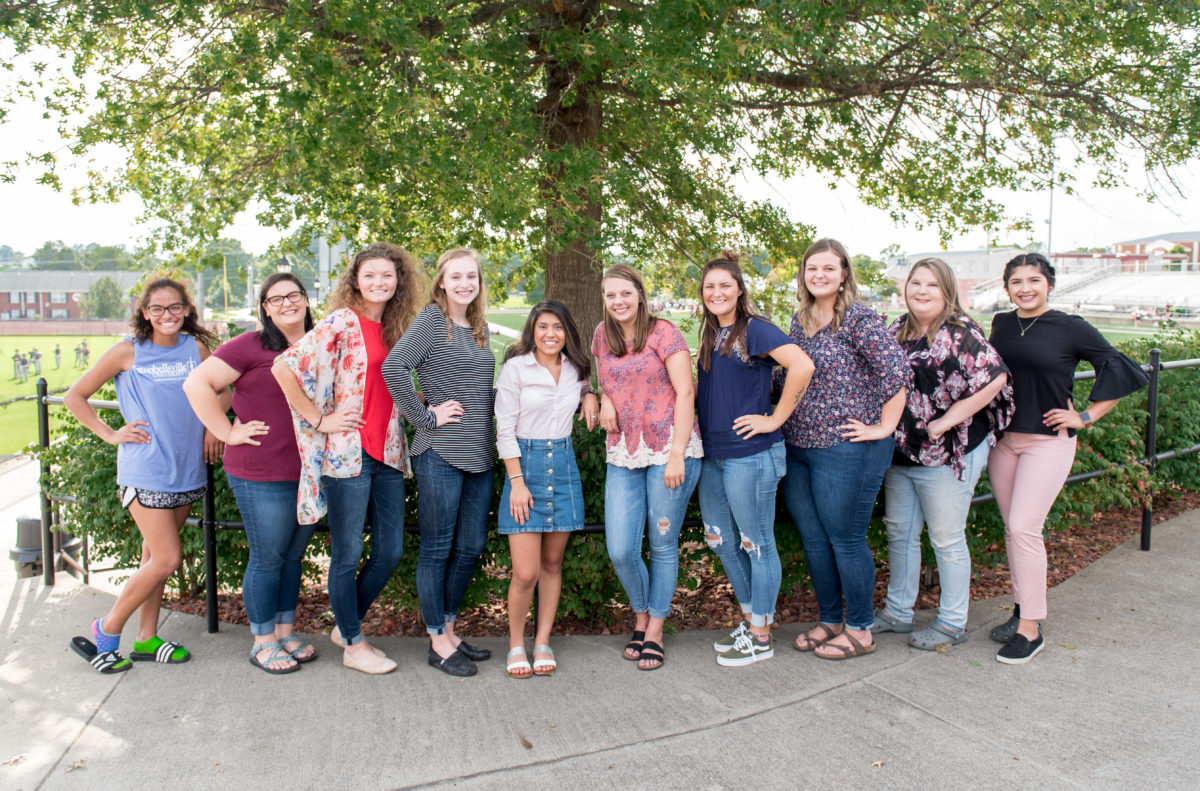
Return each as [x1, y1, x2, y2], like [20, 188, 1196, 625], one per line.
[1140, 349, 1160, 551]
[37, 377, 55, 586]
[204, 463, 219, 633]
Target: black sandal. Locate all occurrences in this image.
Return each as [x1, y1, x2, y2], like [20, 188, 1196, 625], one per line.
[638, 640, 665, 671]
[623, 630, 646, 661]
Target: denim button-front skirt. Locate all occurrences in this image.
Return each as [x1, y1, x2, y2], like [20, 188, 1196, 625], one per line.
[498, 436, 584, 534]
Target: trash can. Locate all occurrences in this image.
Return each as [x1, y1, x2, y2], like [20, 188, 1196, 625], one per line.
[10, 516, 43, 578]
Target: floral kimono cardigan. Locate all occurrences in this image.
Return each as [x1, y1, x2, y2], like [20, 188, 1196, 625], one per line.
[277, 308, 409, 525]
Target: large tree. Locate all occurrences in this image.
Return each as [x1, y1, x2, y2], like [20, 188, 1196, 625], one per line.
[4, 1, 1198, 330]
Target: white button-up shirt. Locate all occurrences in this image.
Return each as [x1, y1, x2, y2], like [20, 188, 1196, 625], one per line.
[495, 352, 585, 459]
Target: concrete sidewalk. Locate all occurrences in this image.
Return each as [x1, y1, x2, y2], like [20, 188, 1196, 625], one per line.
[1, 455, 1196, 790]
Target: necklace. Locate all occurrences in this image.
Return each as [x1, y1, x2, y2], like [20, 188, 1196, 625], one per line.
[1016, 312, 1045, 336]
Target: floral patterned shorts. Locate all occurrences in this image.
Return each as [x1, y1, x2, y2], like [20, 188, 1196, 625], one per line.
[120, 485, 206, 510]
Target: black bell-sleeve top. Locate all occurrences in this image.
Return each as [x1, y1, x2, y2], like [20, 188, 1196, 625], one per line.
[989, 310, 1148, 438]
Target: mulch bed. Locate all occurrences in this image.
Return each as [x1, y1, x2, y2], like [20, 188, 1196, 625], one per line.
[165, 490, 1200, 638]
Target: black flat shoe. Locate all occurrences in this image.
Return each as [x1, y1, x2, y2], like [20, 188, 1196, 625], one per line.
[428, 646, 477, 677]
[455, 639, 491, 662]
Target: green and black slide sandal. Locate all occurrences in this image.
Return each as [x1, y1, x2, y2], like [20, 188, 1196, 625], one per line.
[70, 636, 132, 674]
[130, 636, 191, 664]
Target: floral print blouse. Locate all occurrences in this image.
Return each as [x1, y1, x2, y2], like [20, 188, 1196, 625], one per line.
[276, 308, 409, 525]
[889, 315, 1015, 479]
[779, 300, 911, 449]
[592, 319, 703, 469]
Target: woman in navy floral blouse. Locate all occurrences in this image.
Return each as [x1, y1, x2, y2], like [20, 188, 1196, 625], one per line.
[872, 258, 1013, 652]
[781, 238, 911, 660]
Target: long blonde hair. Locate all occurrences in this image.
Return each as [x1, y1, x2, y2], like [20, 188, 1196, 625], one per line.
[795, 238, 860, 336]
[429, 247, 489, 348]
[328, 243, 425, 346]
[894, 257, 969, 346]
[601, 263, 656, 356]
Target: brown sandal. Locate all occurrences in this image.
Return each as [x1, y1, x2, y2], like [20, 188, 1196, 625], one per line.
[814, 630, 876, 661]
[794, 623, 841, 652]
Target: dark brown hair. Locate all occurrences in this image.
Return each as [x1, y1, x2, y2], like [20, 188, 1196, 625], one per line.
[697, 251, 761, 372]
[504, 299, 591, 381]
[258, 272, 315, 352]
[130, 277, 217, 348]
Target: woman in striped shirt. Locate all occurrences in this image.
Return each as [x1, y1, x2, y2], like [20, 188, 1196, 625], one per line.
[383, 248, 496, 678]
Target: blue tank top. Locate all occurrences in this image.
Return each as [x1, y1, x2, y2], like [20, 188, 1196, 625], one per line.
[114, 334, 205, 492]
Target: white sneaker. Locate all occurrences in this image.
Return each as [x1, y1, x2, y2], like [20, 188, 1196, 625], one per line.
[713, 620, 750, 652]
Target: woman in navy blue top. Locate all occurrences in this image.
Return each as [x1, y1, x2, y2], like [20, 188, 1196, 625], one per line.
[696, 253, 814, 667]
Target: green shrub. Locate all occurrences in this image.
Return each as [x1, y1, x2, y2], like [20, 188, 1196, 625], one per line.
[38, 327, 1200, 622]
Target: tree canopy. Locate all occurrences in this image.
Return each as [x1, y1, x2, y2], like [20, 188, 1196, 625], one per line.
[4, 1, 1199, 329]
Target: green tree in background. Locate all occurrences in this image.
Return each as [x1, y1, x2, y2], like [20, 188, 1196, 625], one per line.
[79, 275, 125, 319]
[4, 2, 1199, 330]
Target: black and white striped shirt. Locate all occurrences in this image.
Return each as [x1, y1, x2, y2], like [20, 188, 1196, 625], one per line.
[383, 304, 495, 473]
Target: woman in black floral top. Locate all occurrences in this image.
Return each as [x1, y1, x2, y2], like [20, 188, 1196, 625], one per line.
[872, 258, 1013, 652]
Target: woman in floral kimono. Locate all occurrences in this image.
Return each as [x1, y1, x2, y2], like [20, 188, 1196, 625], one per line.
[873, 257, 1013, 651]
[272, 243, 424, 675]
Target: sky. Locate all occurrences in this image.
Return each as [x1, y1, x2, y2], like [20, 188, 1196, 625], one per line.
[2, 89, 1197, 261]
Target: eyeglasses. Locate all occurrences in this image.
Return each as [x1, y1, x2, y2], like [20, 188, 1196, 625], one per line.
[264, 291, 307, 307]
[146, 303, 186, 317]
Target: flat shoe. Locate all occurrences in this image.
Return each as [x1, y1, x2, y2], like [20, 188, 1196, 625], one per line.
[506, 647, 532, 679]
[428, 646, 477, 677]
[279, 634, 318, 663]
[342, 648, 397, 675]
[532, 644, 556, 676]
[455, 639, 491, 662]
[908, 621, 968, 651]
[70, 636, 131, 674]
[814, 631, 876, 661]
[794, 623, 840, 652]
[623, 629, 646, 661]
[870, 607, 914, 634]
[331, 625, 384, 657]
[248, 641, 300, 675]
[637, 640, 665, 671]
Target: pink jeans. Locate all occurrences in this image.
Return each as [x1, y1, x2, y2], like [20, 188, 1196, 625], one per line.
[987, 431, 1077, 621]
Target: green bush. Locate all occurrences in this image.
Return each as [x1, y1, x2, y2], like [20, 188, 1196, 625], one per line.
[38, 328, 1200, 622]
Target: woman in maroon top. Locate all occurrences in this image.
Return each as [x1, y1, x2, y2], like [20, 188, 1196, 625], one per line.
[184, 272, 316, 674]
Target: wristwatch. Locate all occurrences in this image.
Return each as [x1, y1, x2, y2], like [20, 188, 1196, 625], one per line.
[1078, 410, 1093, 426]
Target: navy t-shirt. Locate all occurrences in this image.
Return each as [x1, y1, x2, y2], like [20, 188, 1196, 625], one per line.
[697, 317, 794, 459]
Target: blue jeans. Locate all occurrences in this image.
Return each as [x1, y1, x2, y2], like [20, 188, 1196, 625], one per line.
[227, 475, 317, 636]
[413, 450, 492, 635]
[883, 441, 989, 630]
[604, 459, 701, 619]
[322, 455, 406, 645]
[782, 437, 892, 631]
[698, 442, 787, 627]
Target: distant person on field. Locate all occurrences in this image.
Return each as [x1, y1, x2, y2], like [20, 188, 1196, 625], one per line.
[12, 351, 20, 380]
[74, 344, 83, 367]
[31, 348, 42, 375]
[81, 340, 91, 365]
[55, 344, 62, 369]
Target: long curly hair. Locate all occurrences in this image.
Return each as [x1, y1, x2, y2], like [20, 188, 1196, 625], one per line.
[429, 247, 489, 348]
[328, 243, 425, 346]
[130, 277, 217, 348]
[794, 237, 860, 336]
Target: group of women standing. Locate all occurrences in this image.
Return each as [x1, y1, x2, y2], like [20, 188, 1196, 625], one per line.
[64, 239, 1145, 678]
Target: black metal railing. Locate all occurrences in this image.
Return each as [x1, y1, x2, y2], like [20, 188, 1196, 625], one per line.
[32, 350, 1200, 633]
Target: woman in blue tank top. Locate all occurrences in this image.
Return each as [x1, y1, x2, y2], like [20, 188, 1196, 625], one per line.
[64, 277, 222, 674]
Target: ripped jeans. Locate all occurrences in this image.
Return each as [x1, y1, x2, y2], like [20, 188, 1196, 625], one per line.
[697, 442, 787, 628]
[604, 459, 701, 619]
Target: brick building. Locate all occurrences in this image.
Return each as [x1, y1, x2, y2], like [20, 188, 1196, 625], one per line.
[0, 271, 141, 320]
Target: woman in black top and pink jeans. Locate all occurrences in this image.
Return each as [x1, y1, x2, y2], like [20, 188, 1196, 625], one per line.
[987, 253, 1146, 664]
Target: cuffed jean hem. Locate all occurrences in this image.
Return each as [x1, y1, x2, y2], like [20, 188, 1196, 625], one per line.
[250, 620, 277, 637]
[749, 613, 774, 628]
[342, 631, 365, 646]
[276, 609, 297, 625]
[426, 625, 446, 637]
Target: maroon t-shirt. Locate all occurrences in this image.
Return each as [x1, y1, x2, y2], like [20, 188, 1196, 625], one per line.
[212, 332, 302, 481]
[357, 313, 392, 464]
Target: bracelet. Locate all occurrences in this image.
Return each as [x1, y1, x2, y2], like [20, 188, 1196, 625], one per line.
[508, 473, 524, 481]
[315, 414, 324, 431]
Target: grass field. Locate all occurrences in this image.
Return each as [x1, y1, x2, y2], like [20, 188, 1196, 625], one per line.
[1, 312, 1164, 455]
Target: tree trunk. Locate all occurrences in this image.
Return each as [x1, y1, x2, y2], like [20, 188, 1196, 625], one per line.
[537, 6, 605, 342]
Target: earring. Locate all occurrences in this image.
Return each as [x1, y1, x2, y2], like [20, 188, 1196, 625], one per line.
[838, 285, 844, 292]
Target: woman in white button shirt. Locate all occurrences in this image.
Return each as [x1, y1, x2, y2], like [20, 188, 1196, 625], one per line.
[495, 300, 599, 678]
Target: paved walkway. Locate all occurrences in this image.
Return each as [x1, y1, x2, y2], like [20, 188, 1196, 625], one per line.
[1, 455, 1196, 790]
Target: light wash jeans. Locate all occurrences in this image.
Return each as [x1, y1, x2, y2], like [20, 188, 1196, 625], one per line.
[698, 442, 787, 627]
[882, 441, 990, 631]
[604, 459, 701, 619]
